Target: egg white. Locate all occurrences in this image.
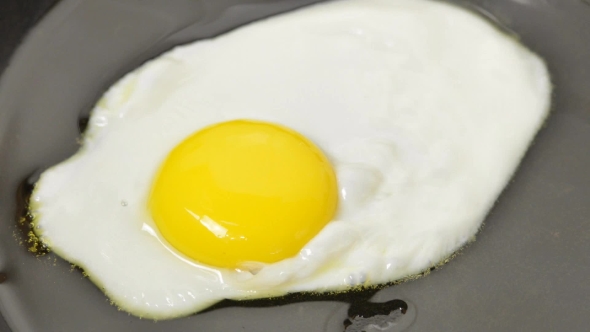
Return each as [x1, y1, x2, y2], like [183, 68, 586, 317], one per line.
[31, 0, 551, 319]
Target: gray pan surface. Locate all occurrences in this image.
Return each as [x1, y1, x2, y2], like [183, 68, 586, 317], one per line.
[1, 0, 589, 331]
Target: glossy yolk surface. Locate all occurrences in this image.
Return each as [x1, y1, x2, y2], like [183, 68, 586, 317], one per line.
[148, 120, 338, 268]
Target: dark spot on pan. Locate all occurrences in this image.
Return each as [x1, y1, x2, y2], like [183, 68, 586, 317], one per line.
[344, 299, 408, 331]
[0, 273, 7, 284]
[348, 298, 408, 318]
[78, 115, 90, 134]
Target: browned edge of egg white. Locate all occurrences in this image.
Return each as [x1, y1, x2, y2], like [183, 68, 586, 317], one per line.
[14, 170, 50, 256]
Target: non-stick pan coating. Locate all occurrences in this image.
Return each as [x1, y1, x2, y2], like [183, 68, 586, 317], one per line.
[1, 0, 589, 331]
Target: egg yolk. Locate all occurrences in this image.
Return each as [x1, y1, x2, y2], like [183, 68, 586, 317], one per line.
[148, 120, 338, 269]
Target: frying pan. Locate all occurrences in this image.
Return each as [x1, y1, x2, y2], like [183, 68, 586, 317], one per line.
[1, 0, 589, 331]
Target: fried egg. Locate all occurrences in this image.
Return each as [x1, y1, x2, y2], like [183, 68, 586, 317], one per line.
[30, 0, 551, 319]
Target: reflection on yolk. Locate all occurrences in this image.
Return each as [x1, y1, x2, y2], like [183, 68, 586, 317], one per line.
[148, 120, 338, 268]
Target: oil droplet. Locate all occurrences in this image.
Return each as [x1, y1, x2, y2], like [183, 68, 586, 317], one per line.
[93, 115, 108, 127]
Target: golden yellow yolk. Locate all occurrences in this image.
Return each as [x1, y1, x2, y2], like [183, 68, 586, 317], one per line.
[148, 120, 338, 269]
